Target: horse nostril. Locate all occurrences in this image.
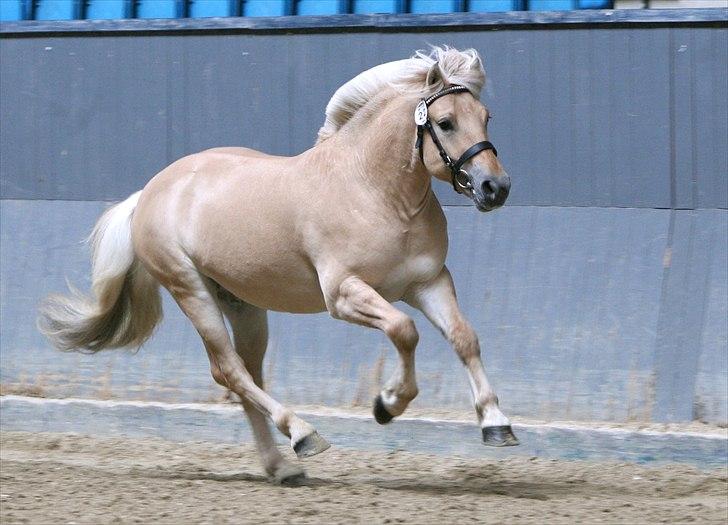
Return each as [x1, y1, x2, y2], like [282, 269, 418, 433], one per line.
[482, 179, 497, 198]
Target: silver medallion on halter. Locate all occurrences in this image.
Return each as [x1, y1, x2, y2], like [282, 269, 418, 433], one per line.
[414, 100, 428, 125]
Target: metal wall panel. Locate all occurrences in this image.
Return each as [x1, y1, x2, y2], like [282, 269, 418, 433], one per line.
[1, 16, 726, 424]
[1, 24, 725, 208]
[672, 28, 728, 210]
[2, 200, 726, 423]
[652, 210, 728, 421]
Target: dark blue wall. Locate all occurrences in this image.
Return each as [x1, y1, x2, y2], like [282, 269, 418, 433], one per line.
[1, 11, 726, 423]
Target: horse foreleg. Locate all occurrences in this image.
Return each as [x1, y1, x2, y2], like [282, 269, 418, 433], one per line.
[166, 269, 330, 459]
[406, 267, 519, 447]
[326, 276, 420, 424]
[215, 290, 307, 484]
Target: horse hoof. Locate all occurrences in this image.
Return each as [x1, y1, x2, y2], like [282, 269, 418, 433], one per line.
[373, 395, 394, 425]
[482, 425, 519, 447]
[293, 431, 331, 459]
[272, 464, 307, 486]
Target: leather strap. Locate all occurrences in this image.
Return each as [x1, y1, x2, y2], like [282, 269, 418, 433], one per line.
[452, 141, 497, 173]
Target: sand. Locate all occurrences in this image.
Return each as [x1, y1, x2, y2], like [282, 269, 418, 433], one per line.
[1, 431, 726, 524]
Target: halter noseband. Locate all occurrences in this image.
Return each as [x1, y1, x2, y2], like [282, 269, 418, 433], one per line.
[414, 85, 498, 194]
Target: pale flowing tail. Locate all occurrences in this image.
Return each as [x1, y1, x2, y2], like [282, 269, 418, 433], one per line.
[38, 191, 162, 352]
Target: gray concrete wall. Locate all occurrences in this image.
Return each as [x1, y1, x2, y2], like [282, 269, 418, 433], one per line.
[1, 11, 726, 423]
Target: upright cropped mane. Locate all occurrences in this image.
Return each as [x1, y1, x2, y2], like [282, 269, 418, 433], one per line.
[316, 46, 486, 143]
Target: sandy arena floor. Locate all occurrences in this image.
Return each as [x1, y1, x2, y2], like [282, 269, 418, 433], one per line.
[1, 431, 726, 524]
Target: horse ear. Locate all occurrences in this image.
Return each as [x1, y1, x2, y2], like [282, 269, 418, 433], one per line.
[425, 61, 445, 87]
[472, 55, 484, 71]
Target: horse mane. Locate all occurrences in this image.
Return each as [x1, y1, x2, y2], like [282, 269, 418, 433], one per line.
[316, 46, 486, 144]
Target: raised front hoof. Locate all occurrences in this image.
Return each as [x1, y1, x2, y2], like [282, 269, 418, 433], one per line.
[293, 431, 331, 459]
[271, 464, 307, 486]
[482, 425, 520, 447]
[373, 395, 394, 425]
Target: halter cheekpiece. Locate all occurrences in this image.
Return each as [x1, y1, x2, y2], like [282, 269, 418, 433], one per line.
[414, 84, 498, 194]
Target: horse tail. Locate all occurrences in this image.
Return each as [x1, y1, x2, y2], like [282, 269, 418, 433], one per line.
[38, 191, 163, 353]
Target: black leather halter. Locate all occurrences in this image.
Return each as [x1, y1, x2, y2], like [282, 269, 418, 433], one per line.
[414, 85, 498, 194]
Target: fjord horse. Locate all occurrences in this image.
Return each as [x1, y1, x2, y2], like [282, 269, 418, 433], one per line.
[40, 46, 516, 483]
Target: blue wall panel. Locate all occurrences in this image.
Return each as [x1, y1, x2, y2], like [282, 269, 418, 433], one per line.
[529, 0, 576, 9]
[135, 0, 184, 18]
[34, 0, 82, 20]
[469, 0, 518, 12]
[579, 0, 611, 7]
[0, 0, 28, 20]
[410, 0, 458, 14]
[188, 0, 235, 17]
[353, 0, 401, 14]
[244, 0, 291, 16]
[296, 0, 342, 15]
[85, 0, 131, 19]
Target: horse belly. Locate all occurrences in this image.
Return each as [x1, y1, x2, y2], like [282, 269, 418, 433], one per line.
[203, 256, 328, 314]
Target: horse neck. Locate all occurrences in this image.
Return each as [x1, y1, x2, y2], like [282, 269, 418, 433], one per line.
[329, 93, 433, 219]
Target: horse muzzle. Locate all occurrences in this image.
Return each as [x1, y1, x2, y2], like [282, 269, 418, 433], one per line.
[470, 171, 511, 212]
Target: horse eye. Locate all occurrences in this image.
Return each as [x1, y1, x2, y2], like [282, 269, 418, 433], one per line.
[438, 119, 453, 131]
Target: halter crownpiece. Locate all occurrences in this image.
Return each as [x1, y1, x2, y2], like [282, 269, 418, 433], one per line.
[414, 84, 498, 194]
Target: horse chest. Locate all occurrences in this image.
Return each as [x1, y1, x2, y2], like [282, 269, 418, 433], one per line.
[364, 230, 446, 298]
[385, 252, 442, 285]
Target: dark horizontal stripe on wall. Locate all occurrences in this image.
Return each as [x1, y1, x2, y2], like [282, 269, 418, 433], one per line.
[1, 9, 727, 36]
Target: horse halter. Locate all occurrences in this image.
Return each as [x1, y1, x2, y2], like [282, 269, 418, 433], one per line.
[414, 85, 498, 194]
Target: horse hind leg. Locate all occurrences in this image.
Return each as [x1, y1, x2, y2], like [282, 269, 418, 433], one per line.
[162, 267, 330, 464]
[214, 286, 306, 484]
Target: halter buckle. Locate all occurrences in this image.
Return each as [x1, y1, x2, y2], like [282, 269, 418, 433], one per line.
[453, 169, 472, 193]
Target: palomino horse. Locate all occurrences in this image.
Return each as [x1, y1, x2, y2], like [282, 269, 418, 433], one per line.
[39, 46, 517, 483]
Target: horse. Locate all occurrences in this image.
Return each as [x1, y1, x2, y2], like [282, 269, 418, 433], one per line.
[39, 46, 517, 484]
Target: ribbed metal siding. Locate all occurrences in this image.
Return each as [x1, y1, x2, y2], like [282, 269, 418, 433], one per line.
[1, 17, 726, 423]
[1, 27, 725, 208]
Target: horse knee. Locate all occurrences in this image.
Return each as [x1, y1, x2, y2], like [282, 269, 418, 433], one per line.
[449, 320, 480, 363]
[386, 314, 419, 351]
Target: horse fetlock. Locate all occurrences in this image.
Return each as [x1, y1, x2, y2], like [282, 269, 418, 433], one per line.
[478, 402, 510, 428]
[386, 383, 419, 405]
[380, 385, 417, 416]
[272, 407, 296, 437]
[474, 393, 499, 411]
